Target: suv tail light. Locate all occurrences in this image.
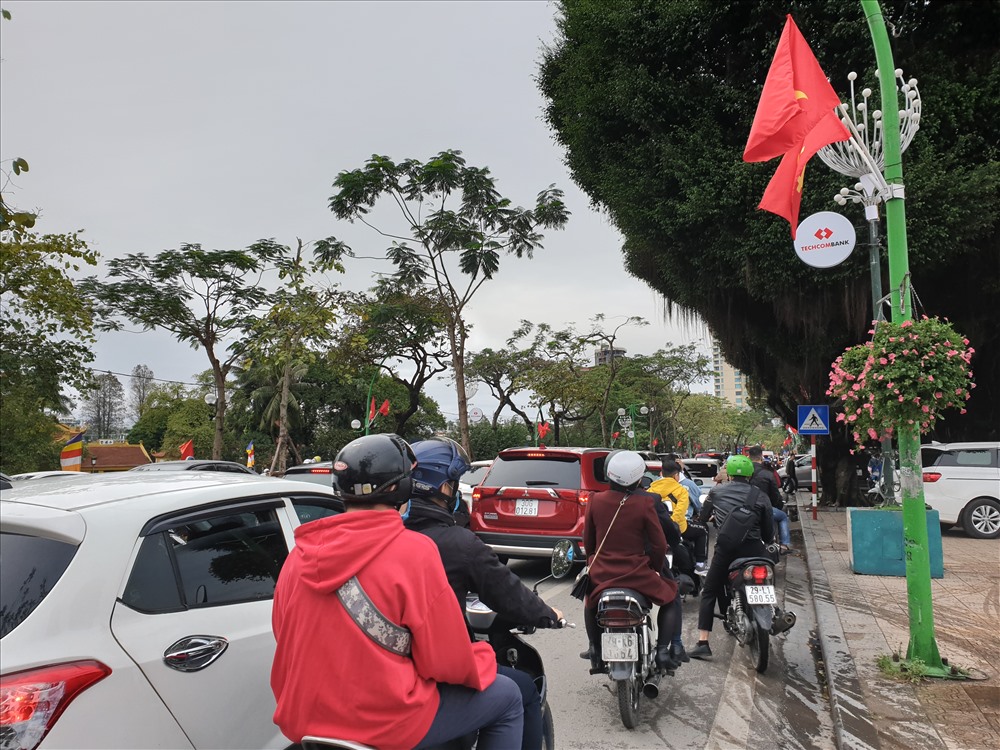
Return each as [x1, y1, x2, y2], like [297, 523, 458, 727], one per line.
[922, 472, 942, 483]
[472, 488, 482, 502]
[1, 660, 111, 750]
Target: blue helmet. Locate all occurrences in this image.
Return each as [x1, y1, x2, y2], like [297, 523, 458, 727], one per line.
[410, 437, 471, 502]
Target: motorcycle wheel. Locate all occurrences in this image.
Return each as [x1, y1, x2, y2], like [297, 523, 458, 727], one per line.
[541, 699, 555, 750]
[747, 622, 770, 673]
[617, 675, 641, 729]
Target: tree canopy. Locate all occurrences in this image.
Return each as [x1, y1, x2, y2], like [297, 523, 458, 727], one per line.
[539, 0, 999, 441]
[326, 149, 570, 456]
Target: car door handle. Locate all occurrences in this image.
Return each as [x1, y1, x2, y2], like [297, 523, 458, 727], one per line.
[163, 635, 229, 672]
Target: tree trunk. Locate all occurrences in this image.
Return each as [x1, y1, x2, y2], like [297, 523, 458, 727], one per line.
[448, 318, 472, 458]
[272, 363, 292, 475]
[207, 351, 227, 461]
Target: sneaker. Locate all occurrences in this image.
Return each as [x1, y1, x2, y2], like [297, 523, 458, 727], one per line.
[694, 562, 708, 576]
[670, 642, 690, 663]
[689, 641, 713, 660]
[779, 545, 794, 556]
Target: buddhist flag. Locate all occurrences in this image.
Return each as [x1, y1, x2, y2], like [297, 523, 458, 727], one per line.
[246, 441, 255, 469]
[179, 439, 195, 460]
[60, 431, 85, 471]
[743, 15, 849, 238]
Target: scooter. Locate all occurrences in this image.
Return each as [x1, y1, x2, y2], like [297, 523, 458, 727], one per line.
[721, 551, 796, 674]
[556, 540, 667, 730]
[301, 567, 573, 750]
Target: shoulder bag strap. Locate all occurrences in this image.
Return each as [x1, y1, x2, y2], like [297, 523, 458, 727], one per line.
[590, 492, 630, 566]
[336, 576, 412, 657]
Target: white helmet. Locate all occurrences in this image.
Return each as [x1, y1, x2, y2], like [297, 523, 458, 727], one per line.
[606, 450, 646, 490]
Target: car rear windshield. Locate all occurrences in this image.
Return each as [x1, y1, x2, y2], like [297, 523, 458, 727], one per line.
[484, 456, 583, 490]
[928, 448, 996, 468]
[1, 532, 78, 638]
[284, 468, 334, 486]
[684, 462, 719, 479]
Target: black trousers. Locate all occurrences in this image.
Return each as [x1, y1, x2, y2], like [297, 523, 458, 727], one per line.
[682, 521, 709, 563]
[697, 538, 768, 632]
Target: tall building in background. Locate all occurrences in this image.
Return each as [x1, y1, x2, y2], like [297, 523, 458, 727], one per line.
[712, 341, 746, 409]
[594, 344, 626, 367]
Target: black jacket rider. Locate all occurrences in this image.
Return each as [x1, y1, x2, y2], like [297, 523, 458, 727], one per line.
[403, 497, 558, 628]
[751, 462, 785, 510]
[699, 480, 775, 545]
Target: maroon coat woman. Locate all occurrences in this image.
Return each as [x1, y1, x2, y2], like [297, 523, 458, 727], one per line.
[581, 451, 681, 673]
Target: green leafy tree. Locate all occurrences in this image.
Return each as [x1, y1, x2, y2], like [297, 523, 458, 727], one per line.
[235, 239, 343, 474]
[513, 315, 647, 446]
[82, 242, 286, 459]
[539, 0, 1000, 491]
[125, 382, 190, 451]
[332, 279, 451, 435]
[325, 149, 570, 456]
[465, 344, 542, 429]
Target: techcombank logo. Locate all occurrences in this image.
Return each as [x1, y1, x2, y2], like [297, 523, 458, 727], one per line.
[794, 211, 857, 268]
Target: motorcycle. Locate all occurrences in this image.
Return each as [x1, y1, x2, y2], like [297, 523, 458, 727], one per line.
[556, 540, 667, 730]
[720, 550, 797, 674]
[301, 573, 572, 750]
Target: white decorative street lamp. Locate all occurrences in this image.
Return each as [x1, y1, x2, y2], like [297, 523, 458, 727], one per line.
[817, 68, 921, 505]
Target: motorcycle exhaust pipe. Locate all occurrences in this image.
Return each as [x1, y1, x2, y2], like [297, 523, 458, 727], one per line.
[771, 609, 797, 634]
[642, 673, 661, 699]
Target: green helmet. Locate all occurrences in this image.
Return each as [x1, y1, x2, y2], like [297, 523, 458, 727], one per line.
[726, 454, 754, 478]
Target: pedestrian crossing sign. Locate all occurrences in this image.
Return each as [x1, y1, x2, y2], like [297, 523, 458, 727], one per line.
[797, 405, 830, 435]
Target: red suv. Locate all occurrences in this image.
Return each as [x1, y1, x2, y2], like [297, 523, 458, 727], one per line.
[470, 446, 611, 559]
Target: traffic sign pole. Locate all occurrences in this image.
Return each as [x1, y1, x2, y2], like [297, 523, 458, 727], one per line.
[811, 436, 818, 521]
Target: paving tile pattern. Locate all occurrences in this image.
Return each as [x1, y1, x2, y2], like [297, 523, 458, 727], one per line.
[800, 506, 999, 750]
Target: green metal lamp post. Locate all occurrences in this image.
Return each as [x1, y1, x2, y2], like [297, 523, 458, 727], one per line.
[859, 0, 947, 676]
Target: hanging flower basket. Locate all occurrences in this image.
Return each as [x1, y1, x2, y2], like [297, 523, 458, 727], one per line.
[827, 316, 975, 447]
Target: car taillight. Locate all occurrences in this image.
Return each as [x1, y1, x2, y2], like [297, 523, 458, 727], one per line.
[922, 472, 942, 483]
[576, 490, 593, 505]
[309, 468, 331, 474]
[472, 488, 482, 502]
[1, 661, 111, 750]
[744, 565, 771, 584]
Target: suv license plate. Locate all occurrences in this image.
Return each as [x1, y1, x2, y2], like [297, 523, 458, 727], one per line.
[602, 632, 637, 662]
[746, 585, 777, 605]
[514, 499, 538, 516]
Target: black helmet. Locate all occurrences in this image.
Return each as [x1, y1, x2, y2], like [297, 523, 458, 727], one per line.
[332, 434, 415, 508]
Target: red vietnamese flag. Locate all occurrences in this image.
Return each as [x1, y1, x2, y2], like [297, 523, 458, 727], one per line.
[368, 397, 376, 423]
[179, 439, 195, 460]
[378, 399, 390, 417]
[743, 15, 849, 238]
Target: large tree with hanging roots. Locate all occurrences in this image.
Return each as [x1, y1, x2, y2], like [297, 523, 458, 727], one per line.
[539, 0, 999, 501]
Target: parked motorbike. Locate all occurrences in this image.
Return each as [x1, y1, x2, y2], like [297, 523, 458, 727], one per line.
[556, 540, 667, 730]
[721, 551, 797, 673]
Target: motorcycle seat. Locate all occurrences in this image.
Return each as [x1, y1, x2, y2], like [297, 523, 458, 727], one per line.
[727, 556, 775, 573]
[598, 588, 651, 610]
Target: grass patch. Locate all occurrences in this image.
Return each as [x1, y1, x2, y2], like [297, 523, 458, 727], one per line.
[876, 651, 930, 684]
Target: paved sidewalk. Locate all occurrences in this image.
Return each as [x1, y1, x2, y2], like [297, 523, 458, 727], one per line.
[797, 500, 1000, 750]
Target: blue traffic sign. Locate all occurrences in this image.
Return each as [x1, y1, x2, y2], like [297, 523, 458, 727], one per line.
[798, 405, 830, 435]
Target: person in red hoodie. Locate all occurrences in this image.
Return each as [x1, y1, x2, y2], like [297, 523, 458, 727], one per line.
[270, 433, 522, 750]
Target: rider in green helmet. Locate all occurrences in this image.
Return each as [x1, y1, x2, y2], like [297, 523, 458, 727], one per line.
[687, 452, 777, 660]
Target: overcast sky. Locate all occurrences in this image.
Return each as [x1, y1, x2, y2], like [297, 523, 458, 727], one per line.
[1, 1, 712, 421]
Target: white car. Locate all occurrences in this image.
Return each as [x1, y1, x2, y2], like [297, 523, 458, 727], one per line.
[458, 459, 494, 508]
[9, 470, 92, 482]
[921, 442, 1000, 539]
[0, 471, 344, 749]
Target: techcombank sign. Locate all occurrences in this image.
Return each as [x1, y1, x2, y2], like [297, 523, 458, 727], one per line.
[794, 211, 857, 268]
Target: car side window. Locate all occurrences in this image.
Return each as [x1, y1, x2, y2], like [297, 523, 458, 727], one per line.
[951, 450, 993, 467]
[291, 496, 345, 525]
[122, 508, 289, 613]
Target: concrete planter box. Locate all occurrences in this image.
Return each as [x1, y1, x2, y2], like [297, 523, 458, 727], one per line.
[846, 507, 944, 578]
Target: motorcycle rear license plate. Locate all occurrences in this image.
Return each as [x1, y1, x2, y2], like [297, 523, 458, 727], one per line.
[601, 632, 637, 661]
[514, 499, 538, 516]
[746, 585, 777, 604]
